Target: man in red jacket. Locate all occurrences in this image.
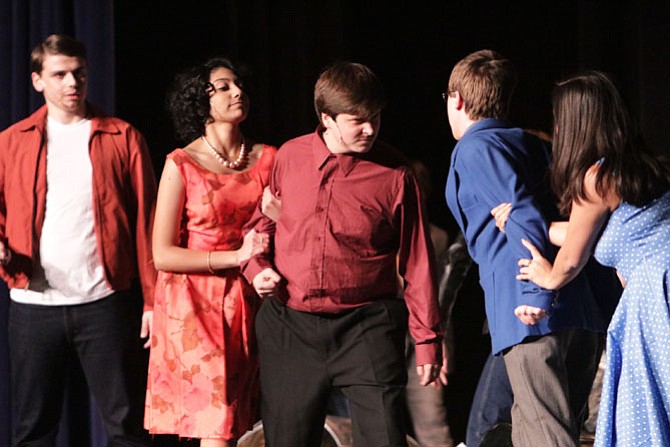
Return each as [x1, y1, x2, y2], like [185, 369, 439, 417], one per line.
[0, 34, 157, 446]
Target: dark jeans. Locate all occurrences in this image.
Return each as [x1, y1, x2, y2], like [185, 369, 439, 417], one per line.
[256, 298, 410, 447]
[8, 291, 149, 447]
[465, 353, 513, 447]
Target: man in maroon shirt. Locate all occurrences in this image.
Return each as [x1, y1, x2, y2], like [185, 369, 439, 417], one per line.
[242, 61, 444, 447]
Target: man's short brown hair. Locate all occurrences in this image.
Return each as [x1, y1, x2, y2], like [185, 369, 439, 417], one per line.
[31, 34, 87, 74]
[314, 61, 386, 123]
[448, 49, 517, 120]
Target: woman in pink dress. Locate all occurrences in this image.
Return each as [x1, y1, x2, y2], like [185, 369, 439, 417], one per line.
[145, 57, 277, 446]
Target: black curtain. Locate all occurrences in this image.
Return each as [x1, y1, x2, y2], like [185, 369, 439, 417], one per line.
[2, 1, 670, 445]
[0, 1, 115, 446]
[114, 1, 670, 239]
[112, 2, 669, 443]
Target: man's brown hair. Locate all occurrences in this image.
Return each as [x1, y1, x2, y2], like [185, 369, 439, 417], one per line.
[314, 61, 386, 123]
[448, 49, 516, 120]
[31, 33, 87, 74]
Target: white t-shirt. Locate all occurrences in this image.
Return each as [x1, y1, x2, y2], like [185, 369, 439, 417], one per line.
[10, 117, 113, 305]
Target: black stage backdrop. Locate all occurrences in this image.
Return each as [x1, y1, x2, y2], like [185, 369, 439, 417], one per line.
[1, 1, 669, 445]
[114, 0, 670, 237]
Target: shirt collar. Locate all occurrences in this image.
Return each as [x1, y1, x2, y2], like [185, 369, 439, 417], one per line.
[311, 124, 359, 176]
[462, 118, 513, 138]
[18, 103, 120, 135]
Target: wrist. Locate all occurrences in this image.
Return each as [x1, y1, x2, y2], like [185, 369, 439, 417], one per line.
[546, 273, 564, 291]
[206, 251, 215, 274]
[235, 248, 244, 266]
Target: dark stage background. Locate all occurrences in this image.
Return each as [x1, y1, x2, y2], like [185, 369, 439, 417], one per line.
[1, 1, 669, 445]
[114, 0, 670, 237]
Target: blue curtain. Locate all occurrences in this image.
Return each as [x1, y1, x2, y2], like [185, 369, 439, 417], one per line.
[0, 1, 115, 445]
[0, 0, 115, 128]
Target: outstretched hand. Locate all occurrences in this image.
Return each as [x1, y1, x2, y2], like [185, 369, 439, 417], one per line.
[516, 238, 554, 290]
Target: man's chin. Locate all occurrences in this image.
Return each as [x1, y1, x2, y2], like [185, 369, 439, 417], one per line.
[357, 140, 376, 153]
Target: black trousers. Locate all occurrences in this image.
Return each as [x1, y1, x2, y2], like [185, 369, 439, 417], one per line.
[256, 298, 410, 447]
[9, 291, 149, 447]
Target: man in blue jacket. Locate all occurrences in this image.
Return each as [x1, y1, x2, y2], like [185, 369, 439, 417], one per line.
[444, 49, 604, 447]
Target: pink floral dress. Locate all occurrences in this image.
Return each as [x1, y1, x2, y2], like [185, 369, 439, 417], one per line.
[145, 145, 276, 439]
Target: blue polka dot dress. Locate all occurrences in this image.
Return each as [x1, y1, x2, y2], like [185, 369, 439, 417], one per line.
[593, 190, 670, 447]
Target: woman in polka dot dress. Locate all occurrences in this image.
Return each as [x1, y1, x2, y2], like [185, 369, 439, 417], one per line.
[492, 71, 670, 446]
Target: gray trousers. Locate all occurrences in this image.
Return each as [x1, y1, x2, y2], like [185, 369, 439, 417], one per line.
[503, 328, 599, 447]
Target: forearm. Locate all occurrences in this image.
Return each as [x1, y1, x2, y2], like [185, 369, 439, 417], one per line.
[548, 221, 568, 247]
[153, 245, 242, 273]
[544, 259, 582, 290]
[539, 243, 591, 290]
[543, 194, 610, 289]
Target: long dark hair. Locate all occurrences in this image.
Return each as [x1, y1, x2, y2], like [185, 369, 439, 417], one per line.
[551, 70, 670, 214]
[166, 57, 246, 144]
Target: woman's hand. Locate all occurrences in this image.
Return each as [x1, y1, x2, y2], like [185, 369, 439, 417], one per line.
[491, 202, 512, 233]
[237, 229, 270, 264]
[516, 238, 555, 289]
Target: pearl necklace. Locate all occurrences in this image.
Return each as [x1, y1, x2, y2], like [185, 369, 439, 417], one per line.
[201, 135, 248, 169]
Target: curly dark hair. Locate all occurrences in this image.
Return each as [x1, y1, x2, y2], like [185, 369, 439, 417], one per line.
[166, 57, 247, 144]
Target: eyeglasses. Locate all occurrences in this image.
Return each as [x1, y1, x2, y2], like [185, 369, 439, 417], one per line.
[441, 90, 455, 102]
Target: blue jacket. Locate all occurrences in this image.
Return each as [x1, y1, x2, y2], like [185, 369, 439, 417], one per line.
[445, 119, 605, 354]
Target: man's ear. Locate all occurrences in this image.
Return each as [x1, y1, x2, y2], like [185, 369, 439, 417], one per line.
[31, 72, 45, 93]
[453, 91, 465, 111]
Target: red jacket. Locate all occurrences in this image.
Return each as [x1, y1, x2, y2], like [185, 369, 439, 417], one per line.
[0, 105, 157, 309]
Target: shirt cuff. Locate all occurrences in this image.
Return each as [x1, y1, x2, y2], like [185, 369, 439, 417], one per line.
[241, 256, 272, 285]
[521, 289, 557, 311]
[414, 341, 441, 366]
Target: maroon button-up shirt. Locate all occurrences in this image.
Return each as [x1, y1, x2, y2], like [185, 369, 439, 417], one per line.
[242, 128, 442, 365]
